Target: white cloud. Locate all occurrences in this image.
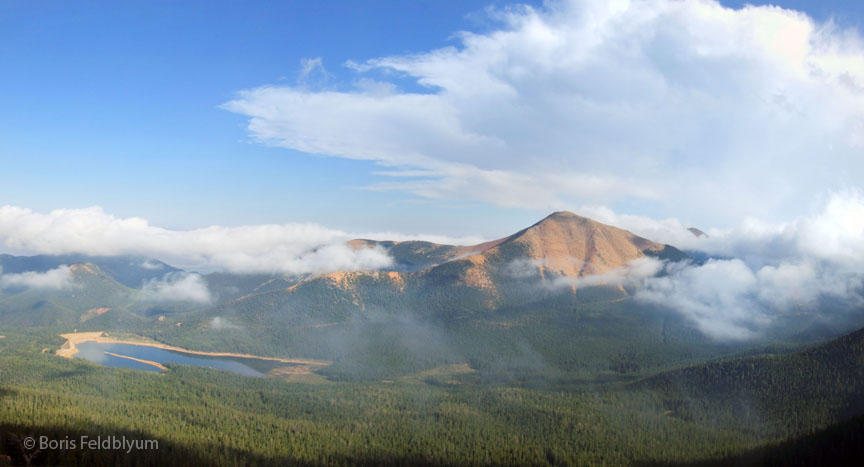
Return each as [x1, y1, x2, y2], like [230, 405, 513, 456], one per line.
[139, 260, 165, 270]
[223, 0, 864, 226]
[619, 191, 864, 340]
[672, 191, 864, 268]
[0, 266, 73, 290]
[141, 273, 213, 304]
[636, 258, 864, 340]
[0, 205, 486, 274]
[637, 259, 766, 340]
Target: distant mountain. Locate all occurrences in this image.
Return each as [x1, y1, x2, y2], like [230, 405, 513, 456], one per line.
[0, 253, 313, 327]
[201, 271, 307, 301]
[347, 236, 507, 272]
[0, 254, 180, 288]
[0, 255, 194, 326]
[0, 262, 134, 326]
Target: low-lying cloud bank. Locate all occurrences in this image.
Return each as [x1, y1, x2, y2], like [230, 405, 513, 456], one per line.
[529, 254, 864, 341]
[0, 205, 483, 275]
[636, 258, 864, 340]
[568, 192, 864, 340]
[0, 265, 74, 290]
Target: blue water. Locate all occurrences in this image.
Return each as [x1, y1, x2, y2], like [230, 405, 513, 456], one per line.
[74, 342, 271, 377]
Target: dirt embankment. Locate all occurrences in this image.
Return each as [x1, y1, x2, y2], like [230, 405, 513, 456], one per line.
[56, 332, 331, 368]
[104, 352, 168, 371]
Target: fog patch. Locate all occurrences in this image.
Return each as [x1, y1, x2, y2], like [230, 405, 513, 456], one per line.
[141, 273, 213, 304]
[502, 258, 544, 279]
[502, 256, 665, 290]
[549, 257, 665, 290]
[209, 316, 242, 330]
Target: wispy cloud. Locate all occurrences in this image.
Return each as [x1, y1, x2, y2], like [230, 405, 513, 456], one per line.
[298, 57, 329, 85]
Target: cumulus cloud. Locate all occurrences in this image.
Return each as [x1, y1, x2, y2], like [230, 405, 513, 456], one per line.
[0, 204, 486, 274]
[223, 0, 864, 226]
[0, 266, 74, 290]
[141, 273, 213, 304]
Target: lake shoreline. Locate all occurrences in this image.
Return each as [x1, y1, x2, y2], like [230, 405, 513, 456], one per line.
[57, 332, 331, 369]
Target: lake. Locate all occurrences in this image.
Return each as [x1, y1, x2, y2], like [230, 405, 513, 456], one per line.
[74, 342, 282, 377]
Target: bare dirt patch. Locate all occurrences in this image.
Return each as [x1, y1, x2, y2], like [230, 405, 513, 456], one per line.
[399, 363, 476, 385]
[80, 307, 111, 322]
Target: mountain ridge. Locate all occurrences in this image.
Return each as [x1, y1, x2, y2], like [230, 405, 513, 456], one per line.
[338, 211, 686, 287]
[347, 210, 685, 278]
[245, 211, 690, 319]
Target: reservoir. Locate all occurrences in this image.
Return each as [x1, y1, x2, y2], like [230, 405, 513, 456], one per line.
[74, 341, 278, 377]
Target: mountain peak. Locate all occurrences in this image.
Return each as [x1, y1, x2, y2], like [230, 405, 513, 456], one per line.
[523, 211, 622, 238]
[69, 262, 103, 276]
[489, 211, 681, 278]
[542, 210, 586, 221]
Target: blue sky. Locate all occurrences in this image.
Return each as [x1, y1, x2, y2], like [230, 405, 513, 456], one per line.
[2, 0, 864, 242]
[0, 0, 543, 236]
